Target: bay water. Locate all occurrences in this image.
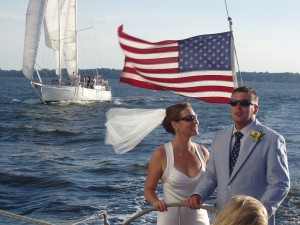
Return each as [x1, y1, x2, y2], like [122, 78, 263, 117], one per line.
[0, 76, 299, 224]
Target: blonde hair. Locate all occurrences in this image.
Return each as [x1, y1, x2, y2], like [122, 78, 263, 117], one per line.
[213, 195, 268, 225]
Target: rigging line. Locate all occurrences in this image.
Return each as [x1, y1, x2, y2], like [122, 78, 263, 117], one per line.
[224, 0, 243, 86]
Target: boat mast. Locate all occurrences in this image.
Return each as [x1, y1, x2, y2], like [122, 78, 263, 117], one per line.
[75, 0, 78, 77]
[58, 0, 62, 85]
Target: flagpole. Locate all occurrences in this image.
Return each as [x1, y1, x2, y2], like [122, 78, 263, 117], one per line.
[224, 0, 243, 86]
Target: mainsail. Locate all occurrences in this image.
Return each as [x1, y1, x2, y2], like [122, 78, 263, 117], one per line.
[63, 0, 77, 77]
[22, 0, 48, 80]
[44, 0, 72, 76]
[23, 0, 87, 80]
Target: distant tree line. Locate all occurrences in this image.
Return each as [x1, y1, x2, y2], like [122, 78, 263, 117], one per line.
[0, 68, 122, 79]
[239, 71, 300, 83]
[1, 68, 300, 83]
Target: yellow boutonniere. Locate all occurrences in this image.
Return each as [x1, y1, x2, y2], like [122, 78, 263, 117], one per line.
[250, 130, 265, 142]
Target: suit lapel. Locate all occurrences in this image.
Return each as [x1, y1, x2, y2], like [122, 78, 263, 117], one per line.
[229, 121, 264, 182]
[224, 125, 234, 180]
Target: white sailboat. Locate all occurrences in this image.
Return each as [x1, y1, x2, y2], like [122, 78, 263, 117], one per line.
[22, 0, 112, 103]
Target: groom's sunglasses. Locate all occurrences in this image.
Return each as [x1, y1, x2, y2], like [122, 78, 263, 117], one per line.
[178, 114, 197, 122]
[229, 99, 253, 107]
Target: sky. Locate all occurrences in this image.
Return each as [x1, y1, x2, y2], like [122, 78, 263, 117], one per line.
[1, 0, 300, 73]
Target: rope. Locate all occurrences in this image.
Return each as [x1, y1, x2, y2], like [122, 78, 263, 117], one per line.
[224, 0, 243, 86]
[122, 202, 216, 225]
[0, 209, 53, 225]
[0, 203, 214, 225]
[72, 211, 110, 225]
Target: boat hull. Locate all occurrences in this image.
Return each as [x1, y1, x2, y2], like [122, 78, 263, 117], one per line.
[41, 85, 112, 102]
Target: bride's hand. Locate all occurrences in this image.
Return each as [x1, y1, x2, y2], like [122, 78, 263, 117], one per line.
[153, 200, 168, 212]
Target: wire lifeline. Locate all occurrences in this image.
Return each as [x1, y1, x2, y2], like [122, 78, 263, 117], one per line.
[224, 0, 243, 86]
[122, 202, 216, 225]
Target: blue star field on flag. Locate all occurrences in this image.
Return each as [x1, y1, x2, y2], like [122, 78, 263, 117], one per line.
[178, 32, 232, 72]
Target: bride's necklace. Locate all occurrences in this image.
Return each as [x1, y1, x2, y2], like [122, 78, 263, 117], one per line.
[178, 147, 193, 156]
[173, 141, 193, 157]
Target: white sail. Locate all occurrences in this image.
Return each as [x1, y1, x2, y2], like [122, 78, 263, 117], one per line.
[44, 0, 69, 75]
[22, 0, 48, 80]
[64, 0, 77, 76]
[44, 1, 60, 50]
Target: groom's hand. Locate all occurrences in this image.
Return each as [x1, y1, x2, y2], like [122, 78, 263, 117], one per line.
[184, 194, 204, 209]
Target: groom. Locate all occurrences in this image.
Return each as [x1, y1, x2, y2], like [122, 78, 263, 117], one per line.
[185, 86, 290, 225]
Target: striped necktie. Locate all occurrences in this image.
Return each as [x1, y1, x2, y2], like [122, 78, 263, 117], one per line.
[229, 131, 243, 176]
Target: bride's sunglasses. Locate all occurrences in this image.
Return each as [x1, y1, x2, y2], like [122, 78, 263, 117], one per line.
[177, 114, 197, 122]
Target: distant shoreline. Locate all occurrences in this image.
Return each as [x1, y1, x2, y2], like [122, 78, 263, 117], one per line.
[1, 69, 300, 83]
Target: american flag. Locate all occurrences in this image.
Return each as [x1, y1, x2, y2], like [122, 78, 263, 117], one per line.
[118, 25, 238, 103]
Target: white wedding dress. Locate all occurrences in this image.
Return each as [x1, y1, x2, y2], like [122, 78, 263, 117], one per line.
[157, 142, 210, 225]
